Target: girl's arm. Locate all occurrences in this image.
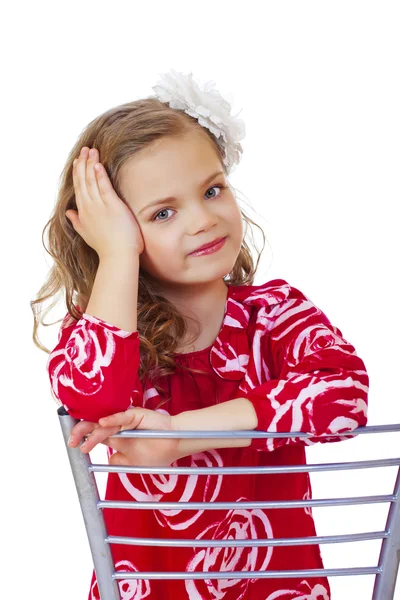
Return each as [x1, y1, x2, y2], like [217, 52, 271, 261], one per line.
[174, 289, 369, 456]
[47, 254, 143, 422]
[84, 253, 140, 332]
[70, 283, 369, 462]
[172, 398, 258, 457]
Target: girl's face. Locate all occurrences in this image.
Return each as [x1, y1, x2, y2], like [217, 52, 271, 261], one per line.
[119, 131, 244, 290]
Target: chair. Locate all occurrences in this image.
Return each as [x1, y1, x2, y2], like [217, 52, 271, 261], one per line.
[57, 406, 400, 600]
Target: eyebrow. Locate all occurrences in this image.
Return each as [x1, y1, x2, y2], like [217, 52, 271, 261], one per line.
[138, 171, 225, 215]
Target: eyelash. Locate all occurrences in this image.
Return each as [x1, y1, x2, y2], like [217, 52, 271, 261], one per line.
[151, 184, 227, 223]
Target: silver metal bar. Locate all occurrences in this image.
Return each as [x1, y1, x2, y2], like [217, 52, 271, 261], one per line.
[112, 566, 380, 580]
[99, 494, 395, 511]
[106, 530, 388, 547]
[372, 466, 400, 599]
[58, 407, 121, 600]
[90, 457, 400, 475]
[111, 423, 400, 439]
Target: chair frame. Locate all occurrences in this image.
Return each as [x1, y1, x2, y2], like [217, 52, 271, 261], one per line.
[57, 406, 400, 600]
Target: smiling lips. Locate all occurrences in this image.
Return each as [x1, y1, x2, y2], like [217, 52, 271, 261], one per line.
[189, 236, 227, 256]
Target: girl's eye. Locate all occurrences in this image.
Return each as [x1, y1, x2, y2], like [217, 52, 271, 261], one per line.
[152, 184, 226, 223]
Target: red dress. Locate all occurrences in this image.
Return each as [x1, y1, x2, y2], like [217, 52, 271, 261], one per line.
[47, 278, 369, 600]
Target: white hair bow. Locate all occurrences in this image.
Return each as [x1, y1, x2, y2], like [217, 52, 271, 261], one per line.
[152, 69, 246, 174]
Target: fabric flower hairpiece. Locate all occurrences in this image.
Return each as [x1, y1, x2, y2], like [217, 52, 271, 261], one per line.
[151, 69, 246, 174]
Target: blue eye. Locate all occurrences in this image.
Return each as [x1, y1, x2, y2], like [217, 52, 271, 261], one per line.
[152, 185, 226, 223]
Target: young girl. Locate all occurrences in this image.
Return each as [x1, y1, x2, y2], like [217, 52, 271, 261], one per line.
[33, 69, 369, 600]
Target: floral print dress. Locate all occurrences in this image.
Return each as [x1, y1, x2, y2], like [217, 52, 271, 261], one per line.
[47, 278, 369, 600]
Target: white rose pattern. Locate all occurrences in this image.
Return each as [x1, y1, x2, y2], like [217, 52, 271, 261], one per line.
[119, 448, 223, 530]
[265, 579, 330, 599]
[90, 559, 151, 600]
[47, 309, 141, 421]
[185, 498, 274, 600]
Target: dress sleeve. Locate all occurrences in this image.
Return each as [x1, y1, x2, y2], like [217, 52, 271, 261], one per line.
[46, 309, 143, 422]
[240, 287, 369, 452]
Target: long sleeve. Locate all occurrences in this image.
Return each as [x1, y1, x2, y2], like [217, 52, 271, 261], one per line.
[240, 288, 369, 452]
[46, 309, 143, 422]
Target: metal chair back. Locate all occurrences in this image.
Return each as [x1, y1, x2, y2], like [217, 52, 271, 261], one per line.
[57, 406, 400, 600]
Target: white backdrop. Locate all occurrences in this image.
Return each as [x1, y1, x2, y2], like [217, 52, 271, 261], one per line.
[2, 1, 399, 598]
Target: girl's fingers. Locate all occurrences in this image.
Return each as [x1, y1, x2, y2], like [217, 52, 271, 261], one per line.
[73, 146, 113, 213]
[93, 156, 124, 208]
[95, 163, 115, 201]
[74, 147, 91, 210]
[99, 408, 139, 430]
[72, 156, 82, 214]
[99, 437, 127, 454]
[108, 451, 130, 466]
[68, 420, 97, 446]
[69, 408, 141, 451]
[86, 148, 105, 205]
[79, 425, 121, 453]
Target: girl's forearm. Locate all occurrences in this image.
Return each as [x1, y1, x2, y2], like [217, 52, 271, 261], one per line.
[171, 398, 259, 459]
[85, 254, 140, 332]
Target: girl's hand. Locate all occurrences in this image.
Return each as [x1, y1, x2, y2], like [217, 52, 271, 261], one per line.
[68, 407, 181, 467]
[66, 146, 145, 259]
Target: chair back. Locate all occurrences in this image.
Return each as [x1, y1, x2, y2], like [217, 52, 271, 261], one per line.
[57, 406, 400, 600]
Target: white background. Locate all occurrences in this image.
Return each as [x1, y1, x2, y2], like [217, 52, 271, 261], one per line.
[2, 1, 399, 598]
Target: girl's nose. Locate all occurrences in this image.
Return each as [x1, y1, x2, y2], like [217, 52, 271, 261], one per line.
[186, 203, 218, 233]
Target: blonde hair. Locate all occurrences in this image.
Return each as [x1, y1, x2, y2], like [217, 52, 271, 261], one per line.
[31, 96, 266, 402]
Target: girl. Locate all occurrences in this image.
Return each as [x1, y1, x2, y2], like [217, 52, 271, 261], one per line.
[33, 70, 369, 600]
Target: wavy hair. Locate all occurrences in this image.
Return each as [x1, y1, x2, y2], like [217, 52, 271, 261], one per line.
[31, 96, 267, 401]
